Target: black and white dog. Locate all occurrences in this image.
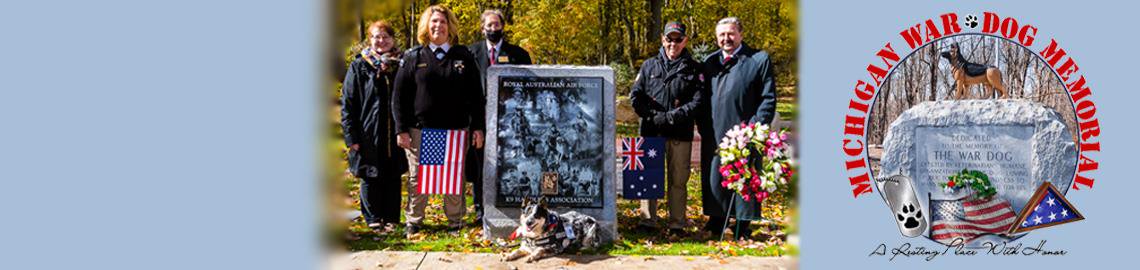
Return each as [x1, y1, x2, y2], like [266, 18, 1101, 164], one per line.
[502, 197, 599, 263]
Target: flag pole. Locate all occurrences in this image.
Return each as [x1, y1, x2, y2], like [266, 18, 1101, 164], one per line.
[719, 195, 735, 241]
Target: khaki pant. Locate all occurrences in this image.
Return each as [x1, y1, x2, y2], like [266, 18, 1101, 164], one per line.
[640, 139, 692, 229]
[404, 128, 466, 228]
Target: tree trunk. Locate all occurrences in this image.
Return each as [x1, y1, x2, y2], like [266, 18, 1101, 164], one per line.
[927, 45, 938, 101]
[647, 0, 663, 48]
[356, 0, 365, 42]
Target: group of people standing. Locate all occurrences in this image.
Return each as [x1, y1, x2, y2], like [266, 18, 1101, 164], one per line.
[342, 5, 530, 237]
[341, 5, 776, 240]
[631, 18, 777, 239]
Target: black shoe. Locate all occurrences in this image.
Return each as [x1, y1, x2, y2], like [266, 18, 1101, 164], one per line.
[446, 224, 463, 236]
[704, 217, 726, 235]
[636, 219, 661, 232]
[405, 223, 420, 237]
[733, 223, 753, 240]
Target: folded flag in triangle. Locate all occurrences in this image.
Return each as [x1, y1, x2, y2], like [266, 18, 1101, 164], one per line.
[1009, 182, 1084, 234]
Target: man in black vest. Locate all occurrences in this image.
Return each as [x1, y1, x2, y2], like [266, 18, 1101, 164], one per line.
[467, 9, 532, 225]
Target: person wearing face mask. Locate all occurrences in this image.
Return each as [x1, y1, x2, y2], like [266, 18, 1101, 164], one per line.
[469, 9, 532, 85]
[342, 20, 409, 233]
[466, 9, 532, 226]
[698, 17, 777, 240]
[629, 21, 705, 236]
[392, 5, 484, 237]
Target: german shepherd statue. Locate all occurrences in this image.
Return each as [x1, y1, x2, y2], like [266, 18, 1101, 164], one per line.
[940, 43, 1008, 99]
[501, 197, 600, 263]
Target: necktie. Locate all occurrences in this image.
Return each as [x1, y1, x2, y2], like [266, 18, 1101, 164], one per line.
[723, 54, 733, 64]
[489, 47, 497, 65]
[434, 48, 445, 60]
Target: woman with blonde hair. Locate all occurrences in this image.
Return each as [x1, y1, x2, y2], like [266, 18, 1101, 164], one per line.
[392, 5, 484, 237]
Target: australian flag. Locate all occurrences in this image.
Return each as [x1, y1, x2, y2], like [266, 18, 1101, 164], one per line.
[1009, 182, 1084, 233]
[621, 137, 665, 199]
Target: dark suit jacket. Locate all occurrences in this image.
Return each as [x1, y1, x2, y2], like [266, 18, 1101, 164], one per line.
[469, 39, 533, 88]
[699, 43, 777, 220]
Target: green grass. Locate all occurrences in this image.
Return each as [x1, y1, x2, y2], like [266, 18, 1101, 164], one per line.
[776, 102, 797, 121]
[334, 168, 798, 257]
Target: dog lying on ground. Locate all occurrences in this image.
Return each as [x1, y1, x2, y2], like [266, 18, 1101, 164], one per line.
[940, 43, 1008, 99]
[501, 197, 599, 263]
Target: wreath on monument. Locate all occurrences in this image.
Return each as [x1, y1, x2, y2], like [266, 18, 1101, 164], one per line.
[716, 122, 794, 203]
[936, 168, 997, 199]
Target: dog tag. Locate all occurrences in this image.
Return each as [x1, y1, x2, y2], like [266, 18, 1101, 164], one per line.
[563, 222, 575, 240]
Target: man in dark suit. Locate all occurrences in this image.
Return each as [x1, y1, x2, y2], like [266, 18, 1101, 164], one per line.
[699, 17, 777, 239]
[467, 9, 532, 225]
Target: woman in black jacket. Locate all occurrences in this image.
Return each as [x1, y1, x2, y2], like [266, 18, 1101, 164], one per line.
[340, 20, 409, 232]
[392, 5, 485, 236]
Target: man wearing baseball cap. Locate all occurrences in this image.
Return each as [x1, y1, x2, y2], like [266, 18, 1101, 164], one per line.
[629, 21, 706, 235]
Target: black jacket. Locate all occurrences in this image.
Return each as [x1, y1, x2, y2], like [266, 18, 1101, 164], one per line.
[469, 39, 533, 87]
[699, 43, 777, 220]
[630, 49, 705, 140]
[341, 51, 409, 176]
[392, 45, 485, 132]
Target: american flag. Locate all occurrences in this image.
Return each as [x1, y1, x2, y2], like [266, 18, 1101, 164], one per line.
[417, 128, 468, 195]
[621, 137, 646, 171]
[929, 196, 1016, 245]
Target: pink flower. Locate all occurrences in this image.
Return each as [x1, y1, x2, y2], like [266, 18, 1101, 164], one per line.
[755, 192, 769, 202]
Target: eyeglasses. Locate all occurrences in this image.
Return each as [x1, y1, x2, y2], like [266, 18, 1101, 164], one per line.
[665, 36, 685, 43]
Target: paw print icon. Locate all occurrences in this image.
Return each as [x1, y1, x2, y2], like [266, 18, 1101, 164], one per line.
[897, 203, 923, 229]
[964, 14, 979, 28]
[876, 174, 928, 238]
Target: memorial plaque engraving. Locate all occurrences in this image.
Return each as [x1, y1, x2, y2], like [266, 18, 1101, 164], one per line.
[494, 75, 605, 208]
[914, 125, 1035, 207]
[481, 65, 617, 243]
